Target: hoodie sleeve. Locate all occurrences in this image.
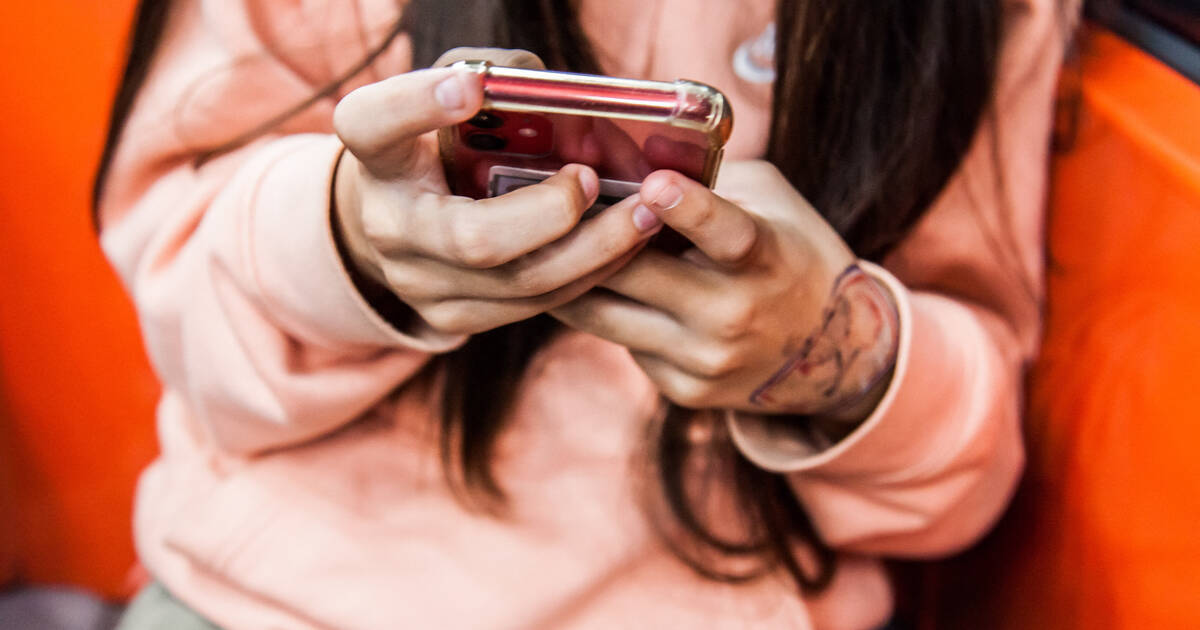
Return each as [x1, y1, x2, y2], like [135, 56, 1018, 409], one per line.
[97, 0, 463, 455]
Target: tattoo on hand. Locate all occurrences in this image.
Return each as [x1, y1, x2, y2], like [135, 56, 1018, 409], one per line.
[749, 264, 899, 415]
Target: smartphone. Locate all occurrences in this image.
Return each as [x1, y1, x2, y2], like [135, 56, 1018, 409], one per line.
[438, 60, 733, 215]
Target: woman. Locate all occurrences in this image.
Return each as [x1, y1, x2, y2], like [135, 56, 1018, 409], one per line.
[97, 0, 1076, 628]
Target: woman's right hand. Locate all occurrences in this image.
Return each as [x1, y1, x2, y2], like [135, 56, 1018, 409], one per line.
[332, 66, 662, 336]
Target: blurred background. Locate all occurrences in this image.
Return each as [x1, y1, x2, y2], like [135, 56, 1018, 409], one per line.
[0, 1, 1197, 629]
[0, 0, 157, 626]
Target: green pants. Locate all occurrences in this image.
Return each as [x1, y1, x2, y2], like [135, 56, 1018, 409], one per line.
[116, 582, 221, 630]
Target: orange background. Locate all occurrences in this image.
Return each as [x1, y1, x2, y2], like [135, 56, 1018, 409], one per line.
[923, 29, 1200, 630]
[0, 0, 155, 599]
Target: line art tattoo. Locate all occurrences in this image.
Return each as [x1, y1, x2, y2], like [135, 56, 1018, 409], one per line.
[749, 264, 899, 415]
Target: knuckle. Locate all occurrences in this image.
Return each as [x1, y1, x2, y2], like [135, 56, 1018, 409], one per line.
[597, 221, 636, 257]
[664, 377, 713, 409]
[332, 92, 363, 140]
[334, 99, 385, 158]
[752, 160, 782, 178]
[720, 161, 782, 198]
[722, 222, 760, 263]
[693, 346, 740, 378]
[347, 135, 388, 163]
[359, 203, 399, 248]
[742, 160, 782, 185]
[684, 198, 718, 231]
[398, 283, 437, 302]
[540, 183, 583, 228]
[450, 219, 503, 268]
[505, 263, 556, 298]
[712, 299, 757, 340]
[381, 267, 435, 301]
[553, 179, 581, 208]
[421, 303, 478, 335]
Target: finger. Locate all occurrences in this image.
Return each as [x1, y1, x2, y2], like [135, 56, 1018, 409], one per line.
[637, 170, 761, 266]
[598, 248, 722, 317]
[550, 290, 691, 359]
[629, 352, 731, 409]
[552, 291, 744, 380]
[553, 287, 750, 380]
[416, 164, 602, 268]
[383, 194, 659, 300]
[416, 245, 640, 335]
[334, 67, 484, 176]
[488, 193, 660, 294]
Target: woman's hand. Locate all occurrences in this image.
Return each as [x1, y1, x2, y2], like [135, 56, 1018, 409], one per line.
[551, 161, 900, 422]
[331, 65, 662, 336]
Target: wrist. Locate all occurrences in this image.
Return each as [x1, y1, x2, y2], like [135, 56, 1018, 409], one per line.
[331, 147, 387, 286]
[750, 263, 900, 422]
[809, 364, 893, 439]
[727, 262, 909, 467]
[330, 146, 423, 332]
[812, 270, 899, 425]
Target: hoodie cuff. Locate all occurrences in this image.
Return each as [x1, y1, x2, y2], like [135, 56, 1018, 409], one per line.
[248, 134, 467, 353]
[728, 261, 955, 474]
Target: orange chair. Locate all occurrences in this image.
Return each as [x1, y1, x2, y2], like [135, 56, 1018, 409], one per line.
[923, 21, 1200, 630]
[0, 0, 153, 600]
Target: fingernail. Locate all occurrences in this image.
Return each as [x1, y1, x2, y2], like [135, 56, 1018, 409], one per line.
[633, 204, 663, 232]
[434, 74, 466, 110]
[648, 183, 683, 210]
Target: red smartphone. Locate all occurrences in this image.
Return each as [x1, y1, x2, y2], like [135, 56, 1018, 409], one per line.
[438, 60, 733, 215]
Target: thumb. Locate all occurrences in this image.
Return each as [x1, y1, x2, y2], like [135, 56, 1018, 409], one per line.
[334, 66, 484, 177]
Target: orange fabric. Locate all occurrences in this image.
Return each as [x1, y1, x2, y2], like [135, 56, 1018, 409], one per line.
[0, 0, 154, 598]
[925, 28, 1200, 629]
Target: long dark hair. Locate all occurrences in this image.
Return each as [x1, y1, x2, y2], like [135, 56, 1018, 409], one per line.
[96, 0, 1004, 593]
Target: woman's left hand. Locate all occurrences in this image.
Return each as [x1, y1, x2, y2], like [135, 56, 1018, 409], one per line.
[551, 161, 900, 421]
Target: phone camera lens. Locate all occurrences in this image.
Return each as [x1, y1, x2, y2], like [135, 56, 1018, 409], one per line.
[466, 133, 508, 151]
[467, 112, 505, 129]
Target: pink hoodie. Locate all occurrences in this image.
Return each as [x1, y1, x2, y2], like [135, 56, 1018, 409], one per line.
[98, 0, 1074, 628]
